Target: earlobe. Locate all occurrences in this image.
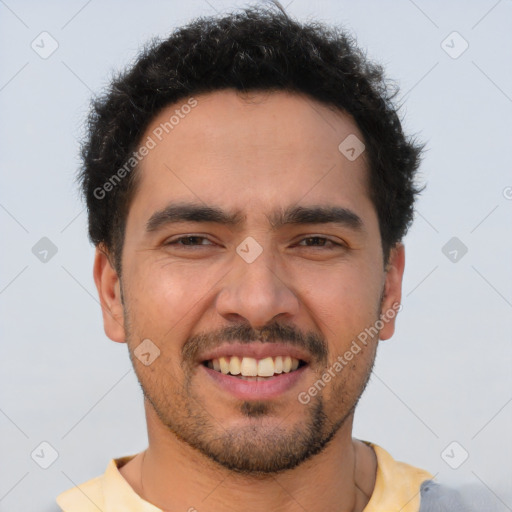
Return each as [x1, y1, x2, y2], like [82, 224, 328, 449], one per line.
[379, 243, 405, 341]
[93, 245, 126, 343]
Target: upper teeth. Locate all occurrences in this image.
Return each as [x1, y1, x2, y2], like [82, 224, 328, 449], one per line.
[209, 356, 300, 377]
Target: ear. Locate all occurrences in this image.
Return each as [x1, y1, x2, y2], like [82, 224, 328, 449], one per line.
[379, 243, 405, 341]
[93, 245, 126, 343]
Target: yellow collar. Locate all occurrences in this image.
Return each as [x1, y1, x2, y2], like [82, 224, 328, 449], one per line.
[57, 442, 433, 511]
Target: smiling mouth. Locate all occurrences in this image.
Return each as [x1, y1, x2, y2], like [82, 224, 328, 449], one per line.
[202, 355, 307, 381]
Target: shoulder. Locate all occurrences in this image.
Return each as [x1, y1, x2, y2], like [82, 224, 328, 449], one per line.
[419, 480, 502, 512]
[419, 480, 468, 511]
[56, 474, 104, 512]
[361, 441, 500, 512]
[56, 455, 139, 512]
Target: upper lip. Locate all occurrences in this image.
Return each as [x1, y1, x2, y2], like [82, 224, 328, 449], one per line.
[198, 342, 311, 365]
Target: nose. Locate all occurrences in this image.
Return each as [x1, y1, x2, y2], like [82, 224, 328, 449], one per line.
[215, 242, 300, 330]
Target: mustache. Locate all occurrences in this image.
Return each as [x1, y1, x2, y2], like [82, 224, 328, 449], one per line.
[182, 321, 328, 364]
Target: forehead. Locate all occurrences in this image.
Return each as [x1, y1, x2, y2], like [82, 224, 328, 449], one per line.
[127, 89, 374, 230]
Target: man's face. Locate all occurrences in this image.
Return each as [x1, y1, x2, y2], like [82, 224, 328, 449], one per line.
[95, 89, 404, 473]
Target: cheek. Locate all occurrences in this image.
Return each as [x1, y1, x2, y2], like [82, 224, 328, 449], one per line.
[123, 266, 195, 385]
[128, 260, 201, 318]
[123, 259, 222, 356]
[296, 262, 381, 339]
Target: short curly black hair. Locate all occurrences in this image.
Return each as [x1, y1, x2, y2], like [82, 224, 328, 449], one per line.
[79, 3, 424, 275]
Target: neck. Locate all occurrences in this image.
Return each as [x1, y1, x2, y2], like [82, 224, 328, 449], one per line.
[121, 402, 376, 512]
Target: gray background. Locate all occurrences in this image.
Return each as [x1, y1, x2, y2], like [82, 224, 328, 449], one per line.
[1, 0, 511, 511]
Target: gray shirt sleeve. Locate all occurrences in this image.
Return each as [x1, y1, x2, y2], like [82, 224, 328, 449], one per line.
[419, 480, 469, 511]
[418, 480, 503, 512]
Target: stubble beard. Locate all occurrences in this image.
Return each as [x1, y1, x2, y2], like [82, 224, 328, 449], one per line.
[123, 284, 380, 475]
[133, 350, 376, 475]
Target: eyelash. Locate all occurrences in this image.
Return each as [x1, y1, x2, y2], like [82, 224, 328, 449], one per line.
[164, 235, 343, 249]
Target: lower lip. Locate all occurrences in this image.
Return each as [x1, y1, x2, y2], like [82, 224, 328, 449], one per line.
[201, 364, 308, 400]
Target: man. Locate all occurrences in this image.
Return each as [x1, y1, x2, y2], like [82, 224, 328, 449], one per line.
[57, 3, 474, 511]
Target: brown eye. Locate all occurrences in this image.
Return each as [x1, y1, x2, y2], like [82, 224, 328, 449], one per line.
[166, 236, 213, 246]
[297, 237, 340, 248]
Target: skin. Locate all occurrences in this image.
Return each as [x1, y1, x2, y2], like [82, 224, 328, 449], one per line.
[94, 89, 405, 512]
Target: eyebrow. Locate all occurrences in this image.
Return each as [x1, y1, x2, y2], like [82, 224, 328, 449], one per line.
[145, 202, 364, 233]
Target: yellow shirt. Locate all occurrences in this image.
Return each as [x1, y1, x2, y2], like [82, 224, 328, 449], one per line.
[56, 442, 433, 511]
